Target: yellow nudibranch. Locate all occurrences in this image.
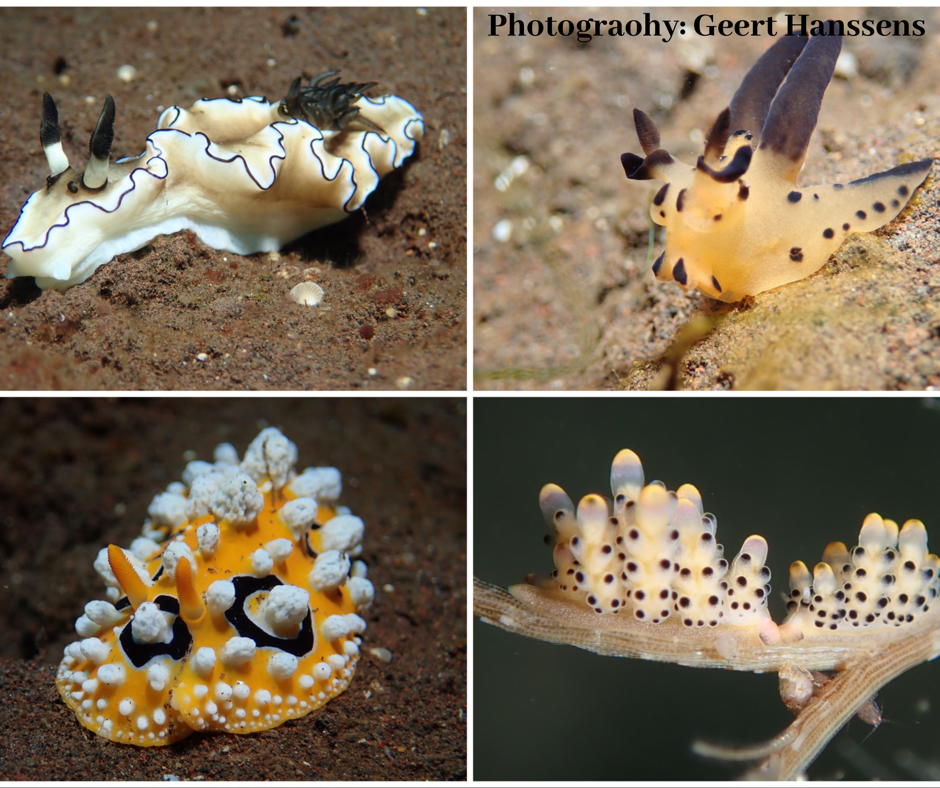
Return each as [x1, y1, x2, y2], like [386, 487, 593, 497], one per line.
[621, 21, 934, 302]
[540, 448, 939, 644]
[56, 427, 375, 746]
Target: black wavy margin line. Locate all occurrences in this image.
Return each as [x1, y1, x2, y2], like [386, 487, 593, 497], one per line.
[1, 140, 171, 255]
[2, 99, 423, 257]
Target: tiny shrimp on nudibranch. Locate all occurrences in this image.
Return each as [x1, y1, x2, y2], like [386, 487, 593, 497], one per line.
[620, 21, 934, 302]
[3, 72, 424, 291]
[56, 427, 376, 746]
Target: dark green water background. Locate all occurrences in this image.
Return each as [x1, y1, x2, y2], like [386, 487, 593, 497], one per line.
[474, 397, 940, 780]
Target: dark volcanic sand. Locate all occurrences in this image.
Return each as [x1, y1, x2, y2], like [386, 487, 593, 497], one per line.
[0, 7, 467, 391]
[0, 398, 467, 780]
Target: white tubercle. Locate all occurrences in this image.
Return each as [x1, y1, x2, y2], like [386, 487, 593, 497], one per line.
[321, 615, 351, 641]
[261, 585, 309, 634]
[268, 652, 299, 681]
[309, 550, 350, 593]
[129, 537, 162, 561]
[131, 602, 171, 644]
[289, 467, 342, 501]
[265, 538, 293, 563]
[240, 427, 297, 490]
[221, 637, 256, 668]
[209, 472, 264, 527]
[162, 541, 196, 581]
[278, 498, 318, 541]
[148, 492, 189, 529]
[197, 522, 220, 557]
[192, 646, 217, 678]
[206, 579, 236, 616]
[84, 600, 123, 628]
[319, 515, 365, 552]
[213, 442, 239, 466]
[250, 548, 274, 577]
[348, 577, 375, 609]
[182, 460, 216, 486]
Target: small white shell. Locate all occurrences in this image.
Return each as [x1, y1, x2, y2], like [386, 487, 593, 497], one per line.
[290, 282, 324, 307]
[116, 65, 138, 83]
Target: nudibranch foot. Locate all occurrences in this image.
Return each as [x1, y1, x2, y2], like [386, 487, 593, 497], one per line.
[3, 73, 425, 291]
[621, 21, 934, 302]
[56, 427, 374, 746]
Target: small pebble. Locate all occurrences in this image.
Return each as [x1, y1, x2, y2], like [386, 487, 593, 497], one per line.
[369, 647, 393, 663]
[492, 219, 512, 243]
[116, 65, 138, 83]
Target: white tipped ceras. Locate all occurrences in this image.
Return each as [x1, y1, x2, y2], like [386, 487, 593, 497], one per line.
[475, 448, 940, 779]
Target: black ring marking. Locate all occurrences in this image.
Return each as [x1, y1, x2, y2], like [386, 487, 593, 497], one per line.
[225, 575, 314, 657]
[119, 594, 191, 668]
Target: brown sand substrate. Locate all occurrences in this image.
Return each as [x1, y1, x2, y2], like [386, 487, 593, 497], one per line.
[0, 397, 467, 779]
[0, 7, 467, 390]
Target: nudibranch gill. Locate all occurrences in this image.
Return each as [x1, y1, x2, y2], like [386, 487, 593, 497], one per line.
[621, 22, 933, 302]
[56, 426, 376, 746]
[3, 71, 425, 291]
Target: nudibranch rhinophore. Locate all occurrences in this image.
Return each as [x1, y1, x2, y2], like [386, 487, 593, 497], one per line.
[621, 22, 934, 302]
[3, 72, 425, 291]
[56, 427, 376, 746]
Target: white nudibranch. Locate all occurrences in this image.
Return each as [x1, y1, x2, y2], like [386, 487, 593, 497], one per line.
[55, 426, 375, 747]
[3, 72, 425, 291]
